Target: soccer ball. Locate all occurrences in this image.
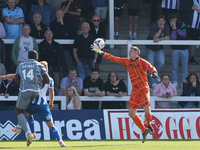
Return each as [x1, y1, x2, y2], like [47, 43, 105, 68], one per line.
[93, 38, 105, 49]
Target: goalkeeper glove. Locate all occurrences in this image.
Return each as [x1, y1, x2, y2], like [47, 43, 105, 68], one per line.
[91, 44, 103, 54]
[151, 72, 161, 82]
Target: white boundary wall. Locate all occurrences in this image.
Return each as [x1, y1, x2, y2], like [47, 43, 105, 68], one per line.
[0, 96, 200, 110]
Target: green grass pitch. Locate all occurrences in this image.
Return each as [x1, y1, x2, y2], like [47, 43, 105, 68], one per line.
[0, 140, 200, 150]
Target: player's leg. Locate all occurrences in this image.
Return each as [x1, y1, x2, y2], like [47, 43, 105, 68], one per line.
[16, 107, 30, 134]
[26, 103, 38, 137]
[129, 108, 149, 143]
[142, 90, 154, 135]
[129, 91, 146, 133]
[16, 92, 31, 135]
[17, 91, 38, 146]
[16, 91, 35, 145]
[26, 113, 35, 133]
[46, 119, 66, 147]
[129, 108, 146, 133]
[129, 90, 150, 143]
[40, 105, 66, 147]
[144, 106, 154, 135]
[26, 113, 37, 139]
[16, 107, 34, 146]
[46, 119, 61, 141]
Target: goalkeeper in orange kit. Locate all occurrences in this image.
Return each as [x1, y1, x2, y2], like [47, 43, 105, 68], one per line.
[91, 45, 160, 143]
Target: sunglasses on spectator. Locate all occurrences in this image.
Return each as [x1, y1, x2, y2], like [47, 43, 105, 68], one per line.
[93, 19, 100, 22]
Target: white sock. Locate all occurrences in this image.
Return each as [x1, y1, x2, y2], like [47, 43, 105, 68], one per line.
[129, 31, 132, 35]
[116, 32, 119, 36]
[25, 131, 31, 138]
[133, 32, 137, 36]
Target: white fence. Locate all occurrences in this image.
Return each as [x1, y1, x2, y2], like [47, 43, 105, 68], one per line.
[0, 96, 200, 110]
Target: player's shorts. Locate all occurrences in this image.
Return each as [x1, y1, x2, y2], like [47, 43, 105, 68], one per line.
[187, 27, 200, 40]
[16, 91, 39, 109]
[128, 88, 150, 109]
[127, 9, 140, 16]
[26, 103, 52, 122]
[114, 8, 123, 17]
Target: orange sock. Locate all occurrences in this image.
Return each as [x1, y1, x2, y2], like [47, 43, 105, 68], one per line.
[145, 113, 152, 125]
[132, 115, 146, 133]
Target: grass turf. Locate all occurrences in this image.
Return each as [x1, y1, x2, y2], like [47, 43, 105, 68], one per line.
[0, 140, 200, 150]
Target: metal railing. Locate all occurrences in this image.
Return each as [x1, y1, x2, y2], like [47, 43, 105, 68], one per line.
[0, 96, 199, 110]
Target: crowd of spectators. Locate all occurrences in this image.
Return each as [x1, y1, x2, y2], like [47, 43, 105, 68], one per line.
[0, 0, 200, 110]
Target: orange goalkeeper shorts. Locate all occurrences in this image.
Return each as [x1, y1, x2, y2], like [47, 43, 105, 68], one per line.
[128, 88, 150, 109]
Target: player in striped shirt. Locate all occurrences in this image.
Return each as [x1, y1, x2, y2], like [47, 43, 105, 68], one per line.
[26, 61, 66, 147]
[91, 45, 159, 143]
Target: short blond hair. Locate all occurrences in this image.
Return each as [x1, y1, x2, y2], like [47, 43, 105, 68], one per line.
[40, 61, 48, 68]
[131, 46, 140, 55]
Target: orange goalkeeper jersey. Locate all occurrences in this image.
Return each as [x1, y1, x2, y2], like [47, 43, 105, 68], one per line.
[103, 52, 157, 90]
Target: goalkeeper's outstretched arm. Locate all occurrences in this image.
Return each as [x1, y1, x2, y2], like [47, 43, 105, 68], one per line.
[91, 44, 127, 65]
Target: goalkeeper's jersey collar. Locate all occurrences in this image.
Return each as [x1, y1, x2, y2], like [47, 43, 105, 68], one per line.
[130, 57, 140, 62]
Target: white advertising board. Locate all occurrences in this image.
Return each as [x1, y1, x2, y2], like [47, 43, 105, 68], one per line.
[103, 110, 200, 139]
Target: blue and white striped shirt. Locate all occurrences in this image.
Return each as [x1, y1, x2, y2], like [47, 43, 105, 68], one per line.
[32, 77, 54, 105]
[161, 0, 179, 9]
[191, 0, 200, 29]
